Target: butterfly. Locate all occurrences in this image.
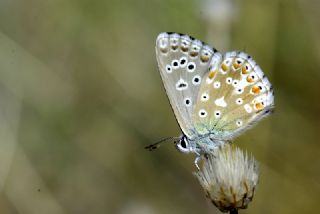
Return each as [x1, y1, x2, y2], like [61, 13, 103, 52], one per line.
[146, 32, 274, 168]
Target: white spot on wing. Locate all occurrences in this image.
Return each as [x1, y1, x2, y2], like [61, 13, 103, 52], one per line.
[206, 77, 214, 84]
[159, 38, 168, 49]
[244, 104, 252, 113]
[213, 81, 220, 88]
[215, 96, 227, 107]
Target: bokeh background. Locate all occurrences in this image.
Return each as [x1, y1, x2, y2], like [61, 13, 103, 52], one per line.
[0, 0, 319, 213]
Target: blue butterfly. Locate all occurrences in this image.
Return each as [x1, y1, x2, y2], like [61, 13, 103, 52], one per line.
[146, 32, 274, 168]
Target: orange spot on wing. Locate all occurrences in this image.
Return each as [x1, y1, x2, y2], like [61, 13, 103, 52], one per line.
[201, 55, 210, 62]
[233, 63, 240, 69]
[247, 75, 255, 83]
[255, 102, 264, 110]
[171, 45, 178, 50]
[181, 46, 188, 52]
[251, 86, 261, 94]
[160, 48, 168, 53]
[208, 70, 217, 79]
[221, 63, 228, 72]
[190, 51, 198, 57]
[242, 66, 249, 74]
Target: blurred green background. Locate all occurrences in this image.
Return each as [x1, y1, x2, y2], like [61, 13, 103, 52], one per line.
[0, 0, 319, 213]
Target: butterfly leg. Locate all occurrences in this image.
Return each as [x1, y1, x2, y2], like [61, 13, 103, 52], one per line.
[194, 156, 201, 171]
[194, 149, 202, 170]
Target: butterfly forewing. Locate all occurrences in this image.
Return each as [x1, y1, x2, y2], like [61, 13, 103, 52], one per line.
[156, 32, 222, 138]
[193, 51, 274, 140]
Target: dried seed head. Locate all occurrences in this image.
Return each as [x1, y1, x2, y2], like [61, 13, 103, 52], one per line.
[194, 145, 259, 213]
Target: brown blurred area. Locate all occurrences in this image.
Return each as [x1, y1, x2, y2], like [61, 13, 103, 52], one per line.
[0, 0, 319, 213]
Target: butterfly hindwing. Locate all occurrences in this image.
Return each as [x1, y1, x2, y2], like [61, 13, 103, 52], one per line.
[155, 32, 222, 138]
[192, 51, 274, 140]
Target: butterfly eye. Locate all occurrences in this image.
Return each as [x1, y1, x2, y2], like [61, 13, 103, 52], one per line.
[176, 137, 190, 153]
[180, 138, 187, 148]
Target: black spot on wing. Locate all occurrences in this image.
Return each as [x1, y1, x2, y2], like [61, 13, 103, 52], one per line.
[178, 83, 187, 88]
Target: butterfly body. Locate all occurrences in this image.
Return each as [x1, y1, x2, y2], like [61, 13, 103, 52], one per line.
[155, 32, 274, 160]
[177, 134, 226, 154]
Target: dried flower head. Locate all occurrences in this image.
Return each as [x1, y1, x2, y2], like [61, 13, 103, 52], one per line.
[194, 144, 259, 213]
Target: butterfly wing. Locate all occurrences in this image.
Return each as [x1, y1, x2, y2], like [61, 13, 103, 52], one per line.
[192, 51, 274, 140]
[155, 32, 222, 138]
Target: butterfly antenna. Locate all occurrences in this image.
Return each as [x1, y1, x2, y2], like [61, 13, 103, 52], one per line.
[145, 137, 179, 151]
